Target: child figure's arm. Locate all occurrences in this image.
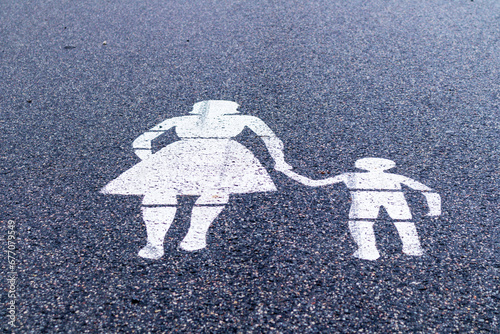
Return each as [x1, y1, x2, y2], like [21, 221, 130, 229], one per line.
[401, 177, 441, 216]
[423, 192, 441, 216]
[281, 169, 345, 187]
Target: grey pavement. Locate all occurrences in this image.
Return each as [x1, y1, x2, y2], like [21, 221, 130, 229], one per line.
[1, 0, 499, 332]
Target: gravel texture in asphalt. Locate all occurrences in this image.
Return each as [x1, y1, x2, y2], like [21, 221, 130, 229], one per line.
[1, 0, 499, 332]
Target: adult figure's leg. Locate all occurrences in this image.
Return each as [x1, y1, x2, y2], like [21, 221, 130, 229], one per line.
[179, 192, 229, 251]
[138, 191, 178, 259]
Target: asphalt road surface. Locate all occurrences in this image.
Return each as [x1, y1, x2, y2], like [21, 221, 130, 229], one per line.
[1, 0, 499, 332]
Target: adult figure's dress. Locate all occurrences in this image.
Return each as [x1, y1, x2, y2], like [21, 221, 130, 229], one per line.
[101, 100, 292, 259]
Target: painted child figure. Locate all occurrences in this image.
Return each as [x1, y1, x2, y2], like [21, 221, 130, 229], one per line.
[283, 158, 441, 260]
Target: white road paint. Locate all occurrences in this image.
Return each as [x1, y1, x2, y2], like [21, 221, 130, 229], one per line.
[284, 158, 441, 260]
[101, 100, 292, 259]
[137, 206, 176, 260]
[179, 206, 226, 251]
[348, 221, 380, 261]
[101, 101, 441, 261]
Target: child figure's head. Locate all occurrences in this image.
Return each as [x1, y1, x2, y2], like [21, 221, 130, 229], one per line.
[355, 158, 396, 172]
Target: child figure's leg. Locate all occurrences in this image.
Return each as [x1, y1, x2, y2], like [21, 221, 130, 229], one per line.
[348, 191, 381, 260]
[348, 221, 380, 260]
[179, 193, 229, 251]
[138, 191, 178, 260]
[383, 193, 423, 256]
[393, 222, 424, 256]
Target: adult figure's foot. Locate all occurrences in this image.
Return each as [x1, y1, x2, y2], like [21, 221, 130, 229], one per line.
[179, 239, 206, 251]
[178, 206, 225, 251]
[138, 243, 164, 259]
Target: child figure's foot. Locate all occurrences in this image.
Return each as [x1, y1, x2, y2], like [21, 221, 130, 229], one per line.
[394, 222, 424, 257]
[349, 221, 380, 260]
[352, 248, 380, 261]
[138, 243, 164, 259]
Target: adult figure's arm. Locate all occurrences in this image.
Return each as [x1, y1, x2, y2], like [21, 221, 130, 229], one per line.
[132, 117, 179, 160]
[244, 116, 293, 171]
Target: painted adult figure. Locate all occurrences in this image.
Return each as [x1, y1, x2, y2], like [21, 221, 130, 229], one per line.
[101, 100, 292, 259]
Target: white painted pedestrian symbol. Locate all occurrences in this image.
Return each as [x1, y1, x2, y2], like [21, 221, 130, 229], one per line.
[283, 158, 441, 260]
[101, 100, 292, 259]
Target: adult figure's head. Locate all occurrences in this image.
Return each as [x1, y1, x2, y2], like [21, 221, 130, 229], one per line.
[355, 158, 396, 172]
[190, 100, 240, 118]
